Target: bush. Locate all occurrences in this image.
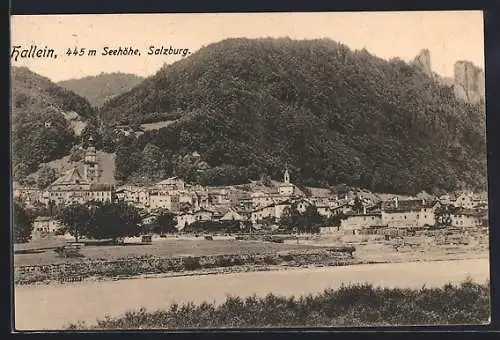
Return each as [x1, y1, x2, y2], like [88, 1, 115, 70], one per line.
[183, 257, 202, 271]
[69, 280, 490, 329]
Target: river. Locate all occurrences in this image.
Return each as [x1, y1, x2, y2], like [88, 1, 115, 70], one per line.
[14, 258, 490, 330]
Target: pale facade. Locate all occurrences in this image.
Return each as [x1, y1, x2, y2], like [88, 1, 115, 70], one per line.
[451, 211, 483, 227]
[340, 214, 383, 231]
[33, 216, 60, 233]
[176, 213, 195, 230]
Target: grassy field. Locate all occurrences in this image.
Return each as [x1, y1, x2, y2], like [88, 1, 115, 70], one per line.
[68, 279, 490, 329]
[140, 120, 177, 131]
[14, 238, 322, 266]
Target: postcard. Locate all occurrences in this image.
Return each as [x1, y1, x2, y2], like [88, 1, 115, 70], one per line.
[11, 11, 490, 331]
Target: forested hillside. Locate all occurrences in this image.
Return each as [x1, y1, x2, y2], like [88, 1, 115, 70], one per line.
[11, 66, 96, 181]
[91, 38, 487, 194]
[58, 72, 144, 108]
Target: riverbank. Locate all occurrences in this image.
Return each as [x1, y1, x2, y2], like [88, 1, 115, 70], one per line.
[14, 238, 489, 286]
[68, 280, 491, 329]
[14, 258, 490, 330]
[14, 247, 355, 285]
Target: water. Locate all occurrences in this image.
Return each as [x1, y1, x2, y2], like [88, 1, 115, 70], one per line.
[14, 258, 489, 330]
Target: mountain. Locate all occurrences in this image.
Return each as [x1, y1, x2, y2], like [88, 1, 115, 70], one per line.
[58, 73, 144, 108]
[11, 66, 95, 181]
[99, 38, 487, 195]
[411, 49, 485, 105]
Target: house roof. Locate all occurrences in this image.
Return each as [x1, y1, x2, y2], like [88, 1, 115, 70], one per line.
[382, 199, 438, 213]
[50, 166, 89, 186]
[220, 209, 245, 220]
[89, 183, 113, 191]
[307, 187, 332, 198]
[34, 216, 54, 222]
[194, 208, 214, 214]
[454, 208, 485, 217]
[345, 212, 382, 217]
[252, 199, 294, 213]
[472, 192, 488, 201]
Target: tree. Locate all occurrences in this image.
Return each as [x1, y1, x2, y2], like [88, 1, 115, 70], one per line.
[300, 205, 324, 233]
[37, 166, 57, 189]
[324, 212, 347, 231]
[80, 121, 102, 149]
[141, 143, 166, 180]
[13, 162, 31, 182]
[353, 196, 364, 213]
[69, 147, 84, 163]
[150, 211, 177, 235]
[435, 205, 455, 227]
[13, 201, 34, 243]
[278, 206, 296, 232]
[56, 203, 92, 242]
[86, 201, 142, 242]
[279, 203, 324, 234]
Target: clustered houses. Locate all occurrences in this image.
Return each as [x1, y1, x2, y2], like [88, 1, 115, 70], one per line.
[114, 168, 337, 231]
[14, 138, 489, 234]
[336, 193, 489, 235]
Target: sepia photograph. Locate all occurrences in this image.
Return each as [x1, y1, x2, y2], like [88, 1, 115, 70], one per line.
[10, 11, 490, 331]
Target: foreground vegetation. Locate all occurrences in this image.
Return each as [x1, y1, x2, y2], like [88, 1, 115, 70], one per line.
[66, 279, 489, 329]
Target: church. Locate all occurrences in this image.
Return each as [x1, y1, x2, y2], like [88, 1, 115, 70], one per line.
[41, 137, 114, 206]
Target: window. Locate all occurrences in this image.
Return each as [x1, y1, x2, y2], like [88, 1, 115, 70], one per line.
[404, 216, 407, 219]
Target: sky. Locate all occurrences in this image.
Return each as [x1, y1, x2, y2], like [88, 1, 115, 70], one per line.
[10, 11, 484, 82]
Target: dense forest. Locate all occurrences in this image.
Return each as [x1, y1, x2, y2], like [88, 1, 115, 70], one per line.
[98, 38, 486, 195]
[58, 72, 145, 108]
[11, 67, 95, 181]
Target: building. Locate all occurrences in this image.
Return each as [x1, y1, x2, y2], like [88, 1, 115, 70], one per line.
[13, 185, 42, 207]
[250, 200, 292, 224]
[39, 137, 114, 206]
[340, 213, 384, 232]
[176, 212, 195, 230]
[251, 191, 275, 208]
[83, 136, 100, 183]
[193, 208, 214, 222]
[220, 208, 246, 221]
[149, 191, 180, 212]
[155, 177, 186, 191]
[451, 208, 484, 227]
[381, 197, 440, 228]
[43, 167, 113, 205]
[32, 216, 60, 234]
[316, 204, 333, 218]
[296, 198, 314, 213]
[278, 168, 294, 196]
[451, 191, 488, 209]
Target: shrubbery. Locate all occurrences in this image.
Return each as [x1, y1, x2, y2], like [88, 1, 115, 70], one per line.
[68, 279, 490, 329]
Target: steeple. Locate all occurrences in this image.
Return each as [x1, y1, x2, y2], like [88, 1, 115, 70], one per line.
[284, 166, 290, 184]
[84, 136, 100, 183]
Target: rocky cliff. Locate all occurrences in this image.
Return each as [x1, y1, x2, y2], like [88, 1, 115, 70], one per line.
[411, 50, 485, 105]
[453, 60, 485, 105]
[412, 49, 433, 78]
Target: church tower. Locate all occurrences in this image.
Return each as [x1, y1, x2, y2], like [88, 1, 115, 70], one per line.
[284, 167, 290, 184]
[84, 136, 100, 183]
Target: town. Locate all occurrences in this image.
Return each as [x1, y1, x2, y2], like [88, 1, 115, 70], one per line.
[13, 137, 489, 240]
